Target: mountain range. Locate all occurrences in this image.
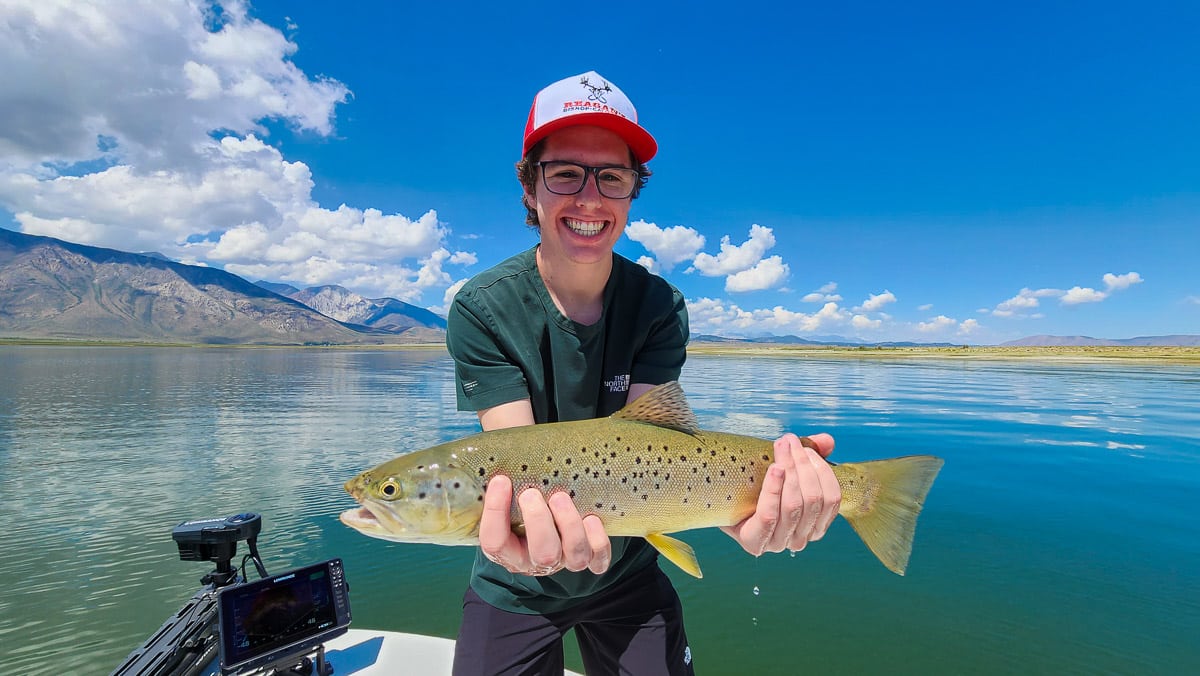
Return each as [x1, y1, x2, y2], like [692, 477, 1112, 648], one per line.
[0, 228, 443, 345]
[1, 227, 1195, 347]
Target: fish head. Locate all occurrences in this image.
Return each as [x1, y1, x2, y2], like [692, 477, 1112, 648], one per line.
[340, 457, 483, 545]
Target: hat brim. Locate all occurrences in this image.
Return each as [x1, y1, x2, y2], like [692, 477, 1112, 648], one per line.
[523, 112, 657, 164]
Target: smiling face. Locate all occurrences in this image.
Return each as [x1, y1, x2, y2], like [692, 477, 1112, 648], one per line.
[526, 125, 635, 267]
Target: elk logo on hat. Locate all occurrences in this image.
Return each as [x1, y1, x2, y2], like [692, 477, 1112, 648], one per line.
[579, 76, 612, 104]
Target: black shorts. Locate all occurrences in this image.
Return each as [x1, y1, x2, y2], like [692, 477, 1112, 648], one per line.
[452, 563, 695, 676]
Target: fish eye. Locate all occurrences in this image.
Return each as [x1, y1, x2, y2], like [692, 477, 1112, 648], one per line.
[380, 479, 400, 498]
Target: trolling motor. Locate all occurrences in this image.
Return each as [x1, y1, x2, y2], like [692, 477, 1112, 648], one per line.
[111, 513, 269, 676]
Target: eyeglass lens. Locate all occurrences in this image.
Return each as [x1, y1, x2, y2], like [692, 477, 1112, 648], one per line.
[540, 162, 637, 199]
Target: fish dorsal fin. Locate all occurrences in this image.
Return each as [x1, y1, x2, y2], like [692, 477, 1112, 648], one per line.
[611, 381, 699, 434]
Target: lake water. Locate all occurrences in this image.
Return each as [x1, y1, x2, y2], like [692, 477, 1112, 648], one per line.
[1, 346, 1197, 674]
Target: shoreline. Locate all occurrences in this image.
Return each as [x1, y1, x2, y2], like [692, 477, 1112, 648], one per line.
[4, 338, 1198, 364]
[685, 343, 1200, 364]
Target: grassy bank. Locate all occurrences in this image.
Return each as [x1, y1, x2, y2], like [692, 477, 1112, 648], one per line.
[686, 343, 1200, 364]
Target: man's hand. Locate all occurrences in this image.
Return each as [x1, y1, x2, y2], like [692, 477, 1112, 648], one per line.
[478, 475, 612, 576]
[721, 432, 841, 555]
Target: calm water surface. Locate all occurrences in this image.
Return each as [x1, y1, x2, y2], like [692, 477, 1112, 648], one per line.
[1, 347, 1197, 674]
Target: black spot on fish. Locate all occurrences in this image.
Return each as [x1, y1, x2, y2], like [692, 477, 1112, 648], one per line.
[521, 464, 528, 471]
[730, 455, 737, 462]
[622, 477, 628, 484]
[581, 447, 587, 453]
[710, 450, 717, 457]
[611, 451, 618, 458]
[566, 458, 572, 465]
[647, 444, 653, 452]
[727, 495, 733, 500]
[641, 494, 648, 501]
[542, 478, 549, 486]
[573, 474, 579, 481]
[692, 467, 698, 474]
[636, 457, 642, 464]
[604, 469, 611, 476]
[611, 505, 618, 511]
[435, 482, 442, 488]
[547, 455, 553, 462]
[593, 472, 599, 478]
[478, 468, 485, 476]
[654, 483, 660, 490]
[553, 470, 560, 477]
[681, 455, 688, 461]
[705, 477, 712, 483]
[762, 454, 770, 462]
[570, 490, 576, 498]
[719, 470, 726, 477]
[454, 482, 461, 489]
[418, 492, 426, 499]
[477, 495, 483, 502]
[748, 477, 755, 485]
[595, 502, 603, 509]
[706, 502, 712, 509]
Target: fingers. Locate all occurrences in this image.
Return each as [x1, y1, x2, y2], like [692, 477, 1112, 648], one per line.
[479, 475, 525, 571]
[582, 515, 612, 574]
[721, 432, 842, 557]
[520, 488, 565, 575]
[805, 443, 842, 539]
[480, 476, 610, 577]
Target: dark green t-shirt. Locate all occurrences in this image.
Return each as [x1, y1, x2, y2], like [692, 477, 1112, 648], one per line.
[446, 245, 689, 614]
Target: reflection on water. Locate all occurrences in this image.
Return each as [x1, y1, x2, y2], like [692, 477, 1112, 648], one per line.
[1, 348, 1197, 674]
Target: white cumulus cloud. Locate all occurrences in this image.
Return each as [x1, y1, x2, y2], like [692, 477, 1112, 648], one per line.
[725, 255, 789, 293]
[857, 290, 897, 313]
[0, 0, 473, 307]
[691, 224, 777, 277]
[625, 220, 705, 272]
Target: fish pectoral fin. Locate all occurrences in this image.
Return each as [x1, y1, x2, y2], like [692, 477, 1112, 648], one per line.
[645, 532, 703, 579]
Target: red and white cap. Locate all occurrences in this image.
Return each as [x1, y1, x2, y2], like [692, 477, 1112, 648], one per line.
[522, 71, 657, 163]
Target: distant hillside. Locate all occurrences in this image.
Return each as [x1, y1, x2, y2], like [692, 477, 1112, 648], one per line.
[691, 334, 959, 348]
[258, 282, 446, 332]
[0, 228, 442, 345]
[1002, 334, 1200, 347]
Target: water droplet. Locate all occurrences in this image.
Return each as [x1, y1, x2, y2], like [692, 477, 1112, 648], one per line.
[790, 550, 797, 558]
[752, 616, 758, 626]
[752, 585, 760, 596]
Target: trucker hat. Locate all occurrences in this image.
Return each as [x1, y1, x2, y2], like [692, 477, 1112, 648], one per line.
[522, 71, 657, 163]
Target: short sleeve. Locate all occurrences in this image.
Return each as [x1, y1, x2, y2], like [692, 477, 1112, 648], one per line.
[445, 292, 531, 411]
[630, 285, 689, 385]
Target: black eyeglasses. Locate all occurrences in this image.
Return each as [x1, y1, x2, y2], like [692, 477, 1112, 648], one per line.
[537, 161, 640, 200]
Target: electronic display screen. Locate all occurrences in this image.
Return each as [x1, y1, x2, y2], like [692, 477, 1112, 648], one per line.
[217, 559, 350, 674]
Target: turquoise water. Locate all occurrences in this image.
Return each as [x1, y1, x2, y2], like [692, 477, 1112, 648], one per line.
[1, 347, 1197, 674]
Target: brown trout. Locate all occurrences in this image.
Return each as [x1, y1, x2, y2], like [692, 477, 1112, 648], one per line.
[340, 381, 944, 577]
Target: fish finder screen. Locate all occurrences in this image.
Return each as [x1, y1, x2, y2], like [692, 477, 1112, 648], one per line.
[218, 560, 349, 672]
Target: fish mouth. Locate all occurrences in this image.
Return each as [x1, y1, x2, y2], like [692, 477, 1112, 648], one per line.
[339, 503, 416, 542]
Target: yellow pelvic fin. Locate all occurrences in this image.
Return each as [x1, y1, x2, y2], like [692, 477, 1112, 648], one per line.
[645, 532, 703, 579]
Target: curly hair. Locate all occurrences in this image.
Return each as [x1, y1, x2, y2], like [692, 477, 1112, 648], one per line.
[515, 139, 651, 227]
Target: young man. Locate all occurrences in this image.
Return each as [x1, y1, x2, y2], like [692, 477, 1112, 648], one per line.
[446, 71, 840, 675]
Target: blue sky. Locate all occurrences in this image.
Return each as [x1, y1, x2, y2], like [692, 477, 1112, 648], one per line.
[1, 1, 1197, 343]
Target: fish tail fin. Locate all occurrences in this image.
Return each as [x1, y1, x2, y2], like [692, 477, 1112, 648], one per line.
[835, 455, 944, 576]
